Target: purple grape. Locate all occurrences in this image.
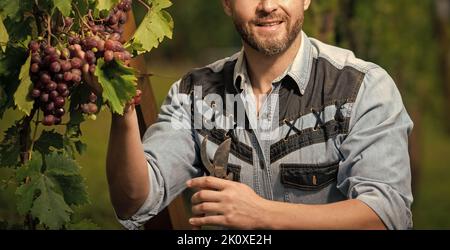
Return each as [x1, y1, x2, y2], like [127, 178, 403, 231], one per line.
[50, 90, 59, 101]
[42, 115, 55, 126]
[88, 92, 98, 103]
[50, 61, 61, 73]
[46, 81, 57, 91]
[104, 50, 114, 62]
[29, 41, 40, 52]
[54, 96, 65, 108]
[40, 73, 51, 84]
[55, 108, 65, 116]
[31, 89, 41, 98]
[57, 83, 68, 93]
[30, 63, 40, 73]
[40, 93, 49, 102]
[46, 102, 55, 112]
[71, 57, 82, 69]
[61, 60, 72, 72]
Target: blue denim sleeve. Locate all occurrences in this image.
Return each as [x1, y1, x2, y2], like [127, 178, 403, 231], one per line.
[336, 66, 414, 230]
[117, 80, 203, 229]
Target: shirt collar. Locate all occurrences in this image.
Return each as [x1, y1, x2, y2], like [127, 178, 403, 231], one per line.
[233, 31, 313, 95]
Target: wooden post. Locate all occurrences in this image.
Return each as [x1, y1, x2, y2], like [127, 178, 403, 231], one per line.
[122, 9, 191, 230]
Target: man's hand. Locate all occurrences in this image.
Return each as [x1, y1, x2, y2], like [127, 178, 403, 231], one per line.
[186, 176, 268, 229]
[83, 70, 142, 114]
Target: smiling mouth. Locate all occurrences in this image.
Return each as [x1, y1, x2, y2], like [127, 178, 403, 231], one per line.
[255, 21, 283, 27]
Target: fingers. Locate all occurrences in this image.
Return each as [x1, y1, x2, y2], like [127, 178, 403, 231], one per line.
[189, 215, 226, 227]
[191, 202, 223, 216]
[82, 71, 103, 95]
[191, 189, 221, 205]
[186, 176, 232, 191]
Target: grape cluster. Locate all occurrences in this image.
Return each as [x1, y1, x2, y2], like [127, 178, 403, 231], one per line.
[27, 0, 134, 126]
[28, 41, 77, 126]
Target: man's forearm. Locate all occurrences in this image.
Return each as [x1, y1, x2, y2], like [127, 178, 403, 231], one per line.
[106, 107, 149, 219]
[260, 199, 386, 230]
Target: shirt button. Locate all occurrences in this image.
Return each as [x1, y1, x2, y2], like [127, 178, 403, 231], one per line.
[259, 159, 265, 169]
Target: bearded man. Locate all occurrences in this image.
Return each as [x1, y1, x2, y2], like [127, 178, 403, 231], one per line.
[106, 0, 414, 230]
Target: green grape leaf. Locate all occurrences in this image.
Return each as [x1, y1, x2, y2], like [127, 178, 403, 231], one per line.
[0, 15, 9, 52]
[0, 123, 21, 168]
[34, 130, 64, 156]
[51, 175, 88, 206]
[145, 0, 172, 11]
[53, 0, 72, 16]
[66, 109, 84, 141]
[15, 152, 43, 182]
[14, 54, 34, 116]
[94, 58, 137, 115]
[130, 6, 173, 55]
[0, 46, 28, 118]
[0, 0, 20, 21]
[45, 152, 80, 177]
[15, 153, 43, 215]
[74, 140, 87, 155]
[96, 0, 119, 11]
[15, 174, 41, 215]
[67, 219, 99, 230]
[30, 175, 73, 229]
[63, 136, 76, 159]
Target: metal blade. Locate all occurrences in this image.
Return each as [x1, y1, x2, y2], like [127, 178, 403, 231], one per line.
[200, 136, 215, 175]
[213, 138, 232, 169]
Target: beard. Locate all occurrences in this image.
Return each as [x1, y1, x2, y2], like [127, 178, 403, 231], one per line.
[233, 13, 303, 56]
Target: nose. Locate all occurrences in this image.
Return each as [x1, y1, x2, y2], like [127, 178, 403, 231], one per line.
[258, 0, 278, 14]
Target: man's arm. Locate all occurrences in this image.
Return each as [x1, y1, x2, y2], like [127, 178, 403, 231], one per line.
[106, 79, 203, 229]
[106, 106, 149, 219]
[262, 198, 385, 229]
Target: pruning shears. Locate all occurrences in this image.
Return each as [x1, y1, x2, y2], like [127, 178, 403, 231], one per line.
[200, 135, 234, 181]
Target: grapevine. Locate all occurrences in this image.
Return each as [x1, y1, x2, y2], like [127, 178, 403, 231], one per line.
[0, 0, 173, 229]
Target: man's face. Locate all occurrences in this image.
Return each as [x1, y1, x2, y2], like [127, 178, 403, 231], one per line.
[222, 0, 311, 56]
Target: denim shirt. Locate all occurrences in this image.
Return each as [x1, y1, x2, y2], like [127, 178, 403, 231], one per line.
[118, 31, 414, 230]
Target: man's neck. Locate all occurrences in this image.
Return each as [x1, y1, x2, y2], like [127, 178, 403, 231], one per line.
[243, 34, 302, 96]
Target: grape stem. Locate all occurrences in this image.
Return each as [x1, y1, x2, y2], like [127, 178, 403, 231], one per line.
[46, 15, 52, 45]
[137, 0, 152, 11]
[19, 106, 37, 164]
[29, 109, 40, 156]
[72, 3, 92, 36]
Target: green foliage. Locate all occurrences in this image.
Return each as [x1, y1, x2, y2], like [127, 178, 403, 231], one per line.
[15, 152, 88, 228]
[34, 130, 64, 156]
[46, 152, 80, 176]
[129, 0, 173, 55]
[53, 0, 72, 16]
[96, 0, 120, 11]
[95, 58, 137, 114]
[30, 175, 73, 229]
[0, 123, 21, 168]
[15, 153, 43, 214]
[0, 45, 28, 118]
[14, 54, 33, 116]
[0, 0, 174, 229]
[0, 14, 9, 52]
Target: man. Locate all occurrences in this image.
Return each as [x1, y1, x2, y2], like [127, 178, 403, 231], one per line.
[106, 0, 413, 230]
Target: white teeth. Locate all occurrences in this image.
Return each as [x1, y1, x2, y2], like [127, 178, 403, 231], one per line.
[258, 22, 281, 27]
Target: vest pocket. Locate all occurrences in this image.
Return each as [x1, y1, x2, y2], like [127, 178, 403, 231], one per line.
[280, 161, 339, 191]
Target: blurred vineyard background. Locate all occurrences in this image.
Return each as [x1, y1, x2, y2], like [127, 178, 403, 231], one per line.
[1, 0, 450, 229]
